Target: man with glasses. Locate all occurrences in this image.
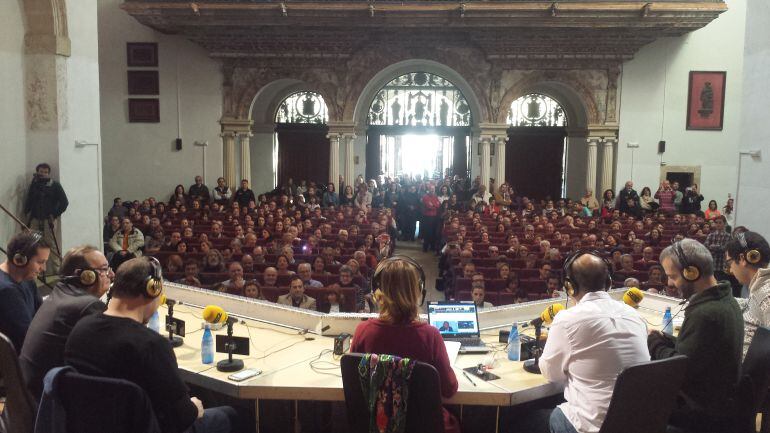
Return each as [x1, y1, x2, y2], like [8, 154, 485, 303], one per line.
[20, 245, 113, 400]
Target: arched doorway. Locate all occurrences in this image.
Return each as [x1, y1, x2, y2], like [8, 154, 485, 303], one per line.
[506, 94, 568, 200]
[274, 91, 330, 188]
[365, 72, 472, 181]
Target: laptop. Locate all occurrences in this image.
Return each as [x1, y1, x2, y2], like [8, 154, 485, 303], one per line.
[428, 301, 489, 354]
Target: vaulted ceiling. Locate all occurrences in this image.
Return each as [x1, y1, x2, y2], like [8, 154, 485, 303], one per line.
[122, 0, 727, 69]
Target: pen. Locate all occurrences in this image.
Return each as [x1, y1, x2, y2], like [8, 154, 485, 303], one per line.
[462, 371, 477, 387]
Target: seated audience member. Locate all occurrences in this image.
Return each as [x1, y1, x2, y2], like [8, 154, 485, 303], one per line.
[337, 265, 365, 312]
[724, 231, 770, 358]
[202, 250, 226, 273]
[538, 262, 552, 280]
[636, 246, 658, 267]
[103, 216, 121, 245]
[350, 257, 460, 433]
[312, 256, 329, 275]
[546, 273, 565, 298]
[240, 254, 255, 273]
[322, 247, 340, 266]
[648, 239, 743, 432]
[20, 246, 111, 400]
[243, 280, 263, 300]
[529, 252, 649, 433]
[615, 254, 636, 280]
[525, 253, 538, 269]
[64, 258, 237, 433]
[275, 255, 295, 276]
[298, 262, 323, 288]
[462, 262, 476, 279]
[321, 284, 345, 313]
[497, 262, 511, 280]
[471, 283, 493, 309]
[188, 175, 210, 204]
[262, 267, 279, 288]
[504, 273, 521, 294]
[623, 277, 641, 290]
[144, 230, 165, 255]
[221, 261, 246, 295]
[176, 260, 202, 287]
[644, 264, 665, 288]
[277, 276, 317, 310]
[251, 246, 266, 265]
[167, 254, 184, 273]
[109, 217, 145, 264]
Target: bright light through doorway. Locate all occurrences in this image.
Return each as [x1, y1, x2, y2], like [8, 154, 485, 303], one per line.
[380, 134, 453, 179]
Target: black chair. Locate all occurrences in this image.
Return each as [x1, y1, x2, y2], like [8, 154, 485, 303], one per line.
[742, 326, 770, 433]
[598, 355, 688, 433]
[46, 369, 161, 433]
[341, 353, 445, 433]
[0, 332, 36, 433]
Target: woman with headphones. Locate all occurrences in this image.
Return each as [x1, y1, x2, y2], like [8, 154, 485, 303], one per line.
[725, 231, 770, 359]
[350, 256, 460, 433]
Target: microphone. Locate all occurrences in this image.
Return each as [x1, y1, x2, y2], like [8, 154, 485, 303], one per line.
[623, 287, 644, 309]
[530, 303, 565, 327]
[202, 305, 236, 325]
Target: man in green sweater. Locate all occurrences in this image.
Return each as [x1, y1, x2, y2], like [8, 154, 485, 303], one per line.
[648, 238, 743, 432]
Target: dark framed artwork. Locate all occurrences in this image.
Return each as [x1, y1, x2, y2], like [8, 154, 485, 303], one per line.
[127, 42, 158, 67]
[128, 71, 159, 95]
[686, 71, 726, 131]
[128, 99, 160, 123]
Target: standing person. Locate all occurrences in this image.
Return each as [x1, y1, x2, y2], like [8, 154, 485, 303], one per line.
[704, 200, 722, 220]
[188, 175, 210, 204]
[64, 258, 237, 433]
[616, 181, 639, 215]
[212, 177, 232, 205]
[654, 180, 676, 214]
[648, 239, 743, 432]
[234, 179, 256, 208]
[24, 163, 68, 275]
[680, 185, 704, 216]
[724, 231, 770, 359]
[400, 185, 420, 242]
[704, 215, 731, 282]
[421, 184, 441, 253]
[20, 246, 113, 400]
[579, 189, 599, 213]
[354, 184, 372, 210]
[521, 251, 649, 433]
[350, 257, 460, 433]
[671, 181, 684, 212]
[0, 232, 50, 351]
[322, 182, 339, 207]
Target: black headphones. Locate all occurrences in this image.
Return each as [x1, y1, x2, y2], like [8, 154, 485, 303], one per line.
[674, 241, 701, 282]
[12, 232, 44, 267]
[143, 257, 164, 298]
[562, 249, 614, 297]
[737, 232, 762, 265]
[372, 255, 426, 305]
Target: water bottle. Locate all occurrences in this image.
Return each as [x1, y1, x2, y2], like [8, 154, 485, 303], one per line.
[662, 307, 673, 335]
[201, 324, 214, 364]
[148, 311, 160, 333]
[507, 324, 521, 361]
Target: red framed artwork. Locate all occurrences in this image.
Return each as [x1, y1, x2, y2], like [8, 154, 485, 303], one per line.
[128, 99, 160, 123]
[686, 71, 726, 131]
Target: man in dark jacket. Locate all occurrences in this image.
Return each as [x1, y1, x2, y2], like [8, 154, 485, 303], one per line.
[616, 180, 639, 216]
[648, 239, 743, 432]
[20, 245, 112, 400]
[24, 163, 68, 274]
[188, 175, 210, 204]
[234, 179, 256, 208]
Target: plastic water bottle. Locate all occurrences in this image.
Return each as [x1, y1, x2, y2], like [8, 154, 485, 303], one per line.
[148, 311, 160, 333]
[201, 325, 214, 364]
[507, 324, 521, 361]
[662, 307, 673, 335]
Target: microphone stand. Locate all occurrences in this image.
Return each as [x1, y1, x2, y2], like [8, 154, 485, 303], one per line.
[165, 299, 184, 348]
[523, 324, 543, 374]
[217, 319, 244, 372]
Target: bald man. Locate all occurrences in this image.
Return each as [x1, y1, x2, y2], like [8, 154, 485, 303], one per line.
[531, 252, 649, 433]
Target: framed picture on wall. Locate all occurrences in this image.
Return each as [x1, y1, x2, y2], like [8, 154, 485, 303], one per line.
[686, 71, 726, 131]
[127, 71, 159, 95]
[128, 99, 160, 123]
[127, 42, 158, 67]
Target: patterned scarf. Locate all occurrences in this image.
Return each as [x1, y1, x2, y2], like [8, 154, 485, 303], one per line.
[358, 354, 416, 433]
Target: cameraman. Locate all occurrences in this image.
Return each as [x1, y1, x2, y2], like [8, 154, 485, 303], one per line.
[24, 163, 68, 274]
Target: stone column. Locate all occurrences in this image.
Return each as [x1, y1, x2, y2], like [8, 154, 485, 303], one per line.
[480, 136, 492, 192]
[327, 132, 340, 187]
[239, 132, 252, 185]
[586, 137, 599, 195]
[343, 133, 356, 190]
[494, 136, 508, 189]
[221, 131, 237, 189]
[600, 138, 616, 194]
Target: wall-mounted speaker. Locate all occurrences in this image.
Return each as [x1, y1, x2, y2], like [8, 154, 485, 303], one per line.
[175, 138, 182, 151]
[658, 140, 666, 154]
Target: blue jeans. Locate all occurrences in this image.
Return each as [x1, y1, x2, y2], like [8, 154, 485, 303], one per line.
[186, 406, 237, 433]
[549, 408, 579, 433]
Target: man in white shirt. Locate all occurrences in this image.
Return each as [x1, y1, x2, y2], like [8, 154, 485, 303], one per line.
[538, 252, 650, 433]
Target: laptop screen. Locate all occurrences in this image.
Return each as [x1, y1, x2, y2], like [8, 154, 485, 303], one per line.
[427, 301, 480, 337]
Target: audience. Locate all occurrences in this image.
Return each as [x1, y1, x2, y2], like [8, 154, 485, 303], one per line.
[277, 276, 317, 310]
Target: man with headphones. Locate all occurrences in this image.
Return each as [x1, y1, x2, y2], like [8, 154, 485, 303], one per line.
[64, 257, 237, 433]
[0, 231, 50, 351]
[648, 238, 743, 432]
[20, 245, 113, 401]
[724, 231, 770, 359]
[532, 251, 649, 433]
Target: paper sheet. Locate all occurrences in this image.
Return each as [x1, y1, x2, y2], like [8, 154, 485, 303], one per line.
[444, 341, 461, 366]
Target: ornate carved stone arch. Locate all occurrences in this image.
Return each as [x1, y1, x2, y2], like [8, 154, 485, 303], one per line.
[24, 0, 70, 56]
[496, 71, 601, 126]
